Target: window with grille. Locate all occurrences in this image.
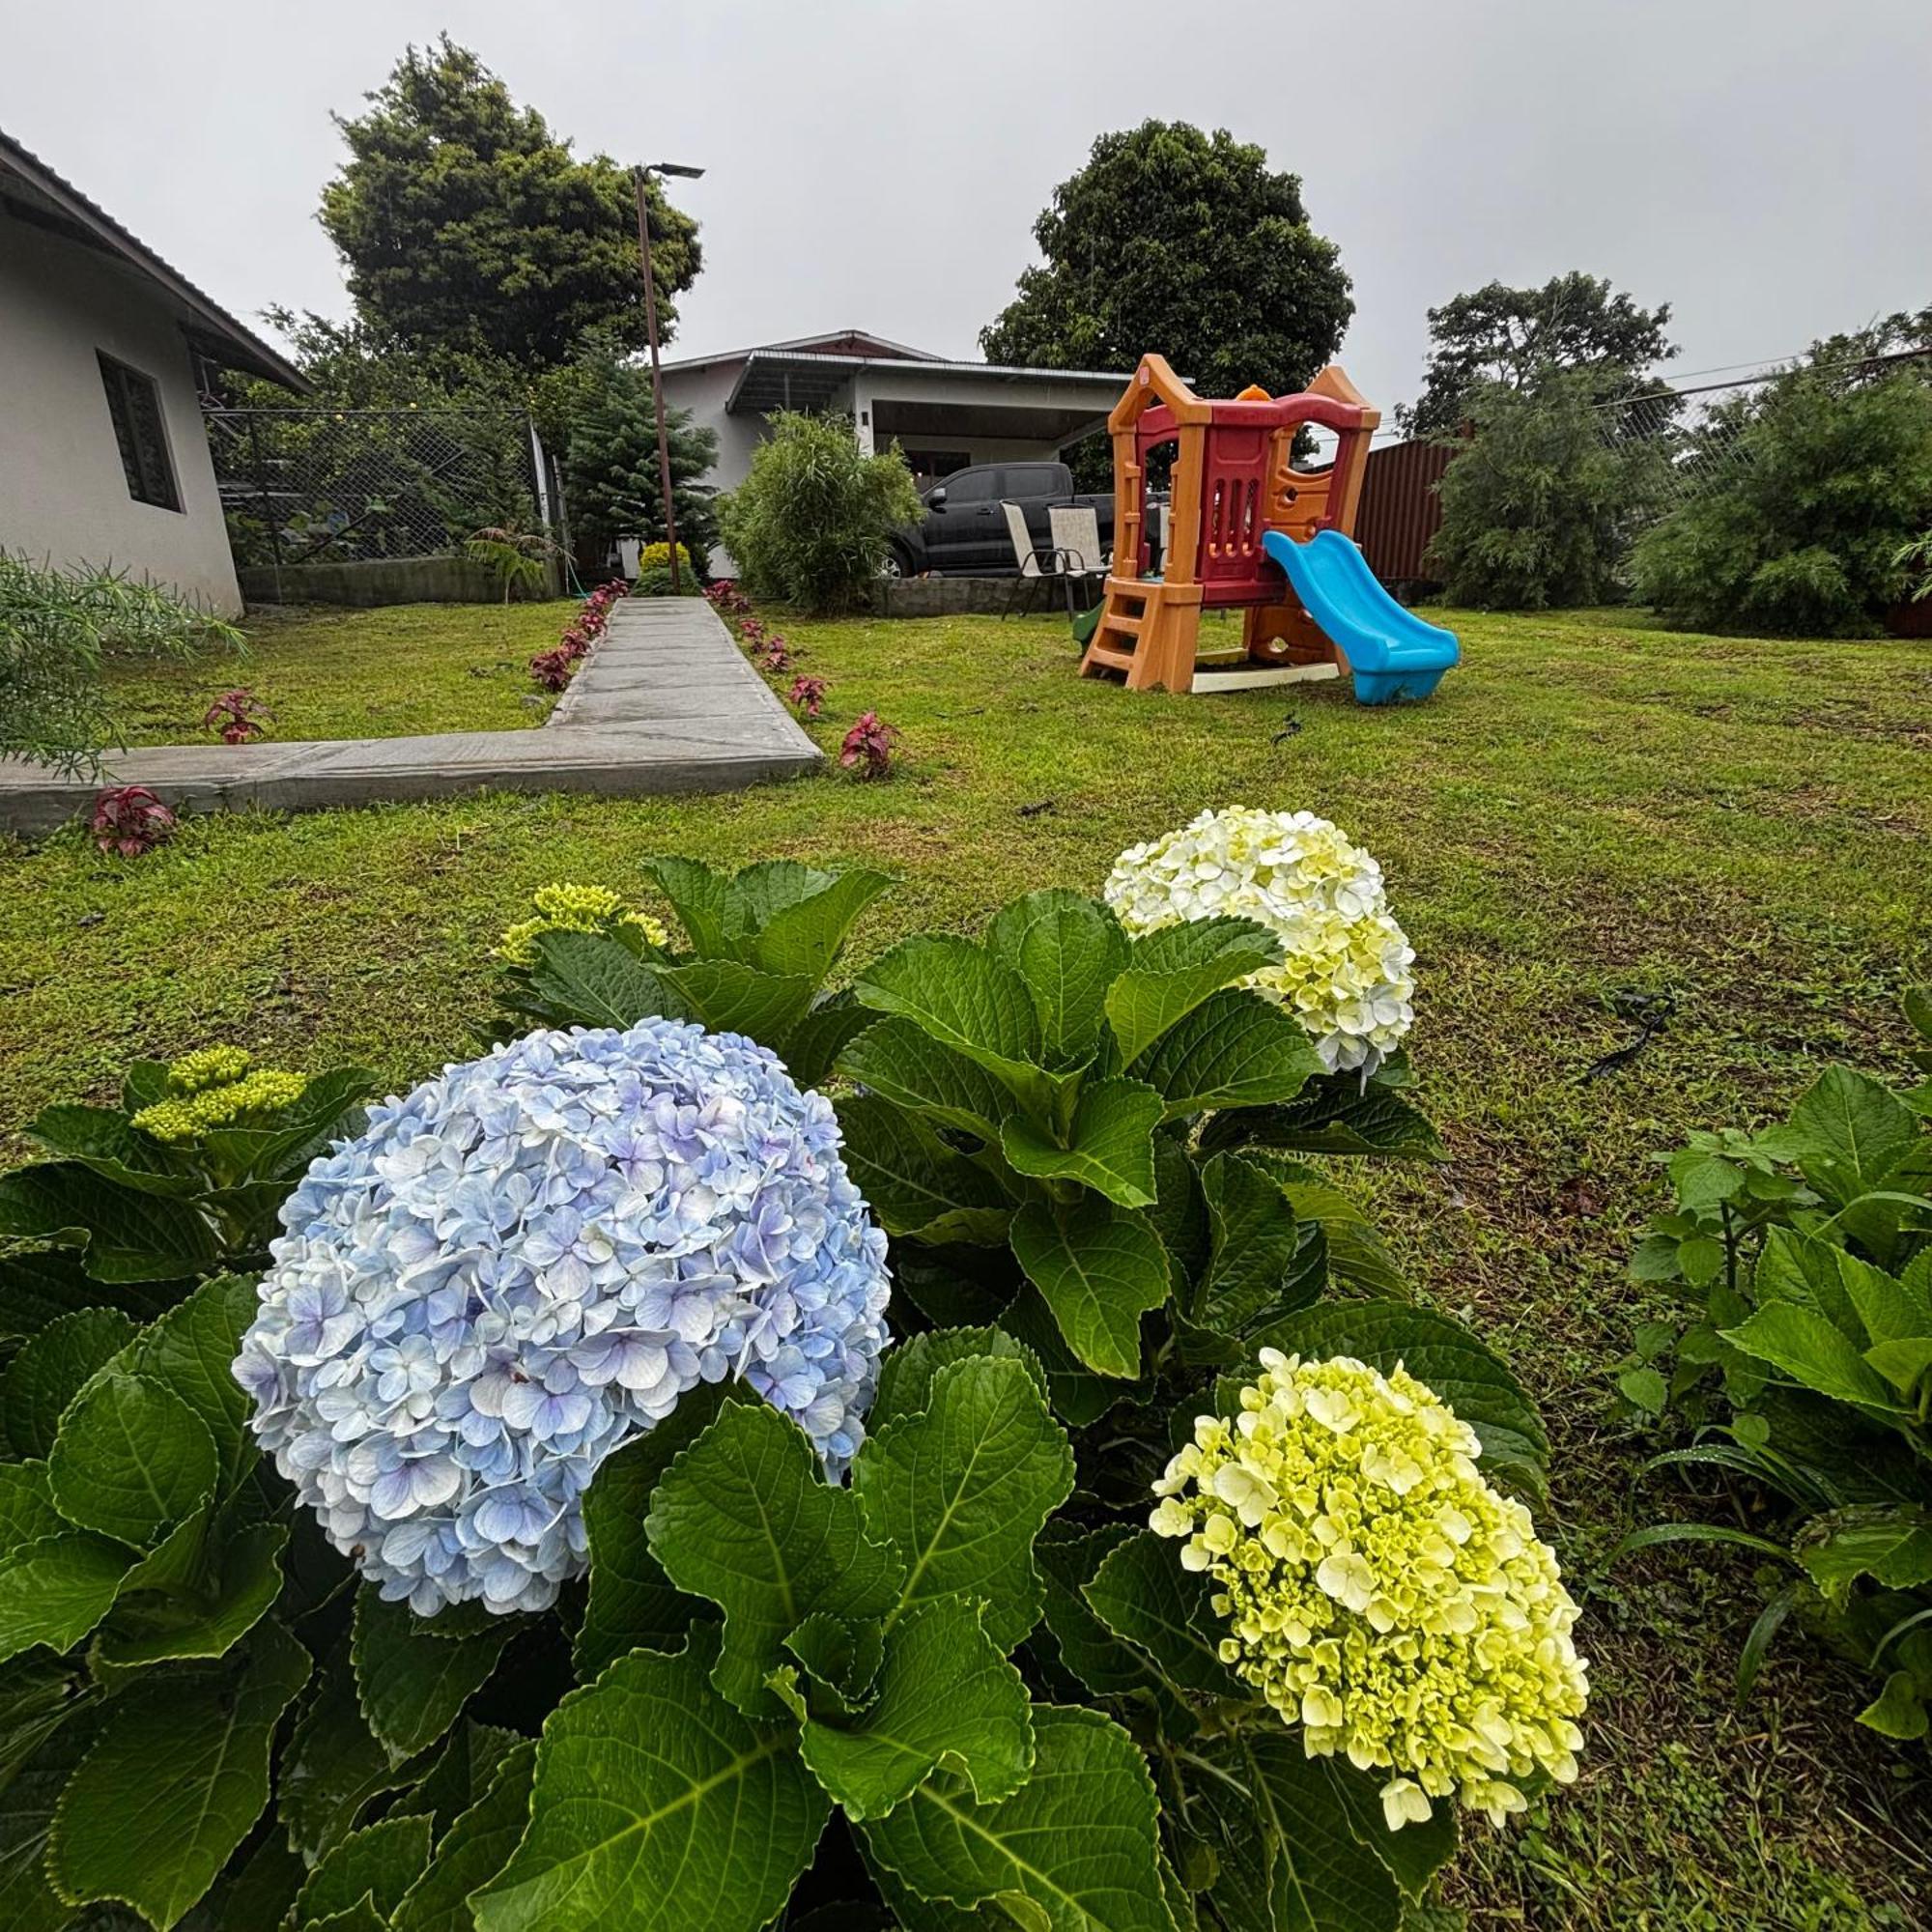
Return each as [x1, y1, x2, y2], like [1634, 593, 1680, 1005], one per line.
[98, 353, 182, 511]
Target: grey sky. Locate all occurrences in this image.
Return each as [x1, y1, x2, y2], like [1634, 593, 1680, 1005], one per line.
[5, 0, 1928, 415]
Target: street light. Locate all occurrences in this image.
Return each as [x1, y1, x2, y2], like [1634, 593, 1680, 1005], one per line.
[633, 161, 705, 593]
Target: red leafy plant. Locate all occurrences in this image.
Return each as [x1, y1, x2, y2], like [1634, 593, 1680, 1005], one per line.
[203, 688, 270, 745]
[703, 578, 751, 617]
[528, 646, 579, 692]
[753, 636, 794, 674]
[787, 674, 828, 720]
[838, 711, 898, 780]
[92, 785, 177, 856]
[529, 582, 627, 691]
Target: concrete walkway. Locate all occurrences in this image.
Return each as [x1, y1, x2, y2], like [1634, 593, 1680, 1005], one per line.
[0, 599, 820, 838]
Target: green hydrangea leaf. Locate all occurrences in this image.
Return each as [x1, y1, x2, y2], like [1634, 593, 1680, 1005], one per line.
[25, 1104, 201, 1195]
[645, 1398, 904, 1718]
[781, 990, 879, 1091]
[470, 1629, 829, 1932]
[1277, 1174, 1406, 1297]
[643, 854, 752, 957]
[351, 1585, 518, 1764]
[0, 1164, 221, 1283]
[1104, 917, 1284, 1067]
[526, 928, 692, 1029]
[1212, 1075, 1444, 1160]
[655, 957, 816, 1044]
[997, 1290, 1124, 1428]
[576, 1381, 731, 1681]
[1011, 1198, 1169, 1379]
[0, 1249, 137, 1345]
[862, 1704, 1173, 1930]
[747, 865, 893, 980]
[95, 1519, 288, 1668]
[838, 1094, 1018, 1244]
[855, 1354, 1073, 1651]
[1036, 1522, 1179, 1704]
[3, 1307, 138, 1459]
[49, 1618, 311, 1931]
[1190, 1152, 1315, 1339]
[781, 1611, 885, 1716]
[296, 1813, 433, 1929]
[1759, 1065, 1919, 1208]
[985, 890, 1130, 1068]
[1083, 1530, 1244, 1698]
[873, 1324, 1047, 1430]
[1002, 1077, 1164, 1208]
[281, 1640, 435, 1861]
[1321, 1759, 1459, 1902]
[118, 1272, 260, 1491]
[799, 1599, 1033, 1822]
[0, 1699, 100, 1932]
[0, 1532, 131, 1664]
[1255, 1301, 1550, 1485]
[838, 1018, 1016, 1143]
[47, 1372, 218, 1548]
[1129, 989, 1324, 1120]
[1719, 1304, 1904, 1413]
[392, 1741, 536, 1932]
[0, 1463, 66, 1559]
[1857, 1669, 1929, 1741]
[1796, 1510, 1932, 1601]
[388, 1719, 523, 1837]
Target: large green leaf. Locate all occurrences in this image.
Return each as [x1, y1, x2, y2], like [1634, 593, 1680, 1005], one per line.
[862, 1704, 1173, 1930]
[0, 1248, 135, 1344]
[26, 1103, 201, 1195]
[1277, 1172, 1405, 1298]
[655, 957, 816, 1043]
[527, 928, 690, 1029]
[351, 1586, 517, 1764]
[1257, 1302, 1549, 1485]
[0, 1163, 220, 1282]
[798, 1598, 1033, 1821]
[985, 890, 1129, 1068]
[281, 1641, 434, 1861]
[0, 1464, 65, 1560]
[2, 1306, 138, 1458]
[838, 1094, 1017, 1244]
[1190, 1153, 1317, 1340]
[1321, 1760, 1458, 1905]
[392, 1742, 536, 1932]
[1130, 991, 1323, 1120]
[1211, 1076, 1444, 1160]
[296, 1814, 433, 1929]
[748, 865, 893, 980]
[576, 1383, 731, 1681]
[1752, 1228, 1861, 1333]
[0, 1532, 131, 1663]
[1010, 1198, 1170, 1378]
[1758, 1065, 1920, 1208]
[202, 1065, 378, 1184]
[1083, 1530, 1244, 1697]
[998, 1290, 1125, 1429]
[1720, 1304, 1904, 1413]
[0, 1700, 100, 1932]
[644, 853, 752, 957]
[1002, 1077, 1164, 1208]
[854, 1355, 1073, 1652]
[781, 990, 879, 1091]
[49, 1619, 311, 1931]
[839, 1019, 1015, 1142]
[1035, 1522, 1192, 1714]
[95, 1519, 288, 1667]
[872, 1324, 1047, 1430]
[645, 1399, 903, 1717]
[470, 1630, 829, 1932]
[47, 1372, 217, 1548]
[118, 1272, 260, 1491]
[1104, 917, 1284, 1067]
[1796, 1510, 1932, 1601]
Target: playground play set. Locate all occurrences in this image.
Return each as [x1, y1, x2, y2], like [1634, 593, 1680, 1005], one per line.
[1077, 355, 1460, 704]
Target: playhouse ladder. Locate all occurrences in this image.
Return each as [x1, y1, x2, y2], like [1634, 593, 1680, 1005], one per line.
[1079, 576, 1206, 693]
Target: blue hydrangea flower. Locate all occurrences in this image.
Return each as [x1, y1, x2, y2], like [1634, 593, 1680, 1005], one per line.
[233, 1020, 894, 1616]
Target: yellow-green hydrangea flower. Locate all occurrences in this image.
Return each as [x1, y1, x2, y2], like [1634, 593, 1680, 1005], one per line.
[1104, 808, 1414, 1074]
[133, 1052, 309, 1143]
[1150, 1350, 1587, 1832]
[166, 1044, 255, 1094]
[496, 883, 670, 967]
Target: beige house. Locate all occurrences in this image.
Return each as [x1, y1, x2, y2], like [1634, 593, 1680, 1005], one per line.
[0, 129, 304, 615]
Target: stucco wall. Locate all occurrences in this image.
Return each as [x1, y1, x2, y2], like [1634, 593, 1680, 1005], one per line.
[0, 214, 242, 615]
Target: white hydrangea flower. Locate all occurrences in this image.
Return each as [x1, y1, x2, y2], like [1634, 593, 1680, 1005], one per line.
[1103, 807, 1415, 1074]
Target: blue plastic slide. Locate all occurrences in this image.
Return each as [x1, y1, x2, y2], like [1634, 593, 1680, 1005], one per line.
[1260, 529, 1459, 704]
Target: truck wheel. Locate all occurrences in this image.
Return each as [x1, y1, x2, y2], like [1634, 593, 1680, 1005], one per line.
[879, 545, 912, 581]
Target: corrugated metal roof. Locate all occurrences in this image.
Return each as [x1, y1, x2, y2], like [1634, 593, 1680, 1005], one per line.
[0, 127, 308, 391]
[721, 348, 1131, 414]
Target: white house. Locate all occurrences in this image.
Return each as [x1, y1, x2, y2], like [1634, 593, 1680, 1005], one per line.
[0, 128, 305, 616]
[657, 328, 1128, 561]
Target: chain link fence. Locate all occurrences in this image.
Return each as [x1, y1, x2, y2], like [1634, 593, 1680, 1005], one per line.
[203, 406, 566, 581]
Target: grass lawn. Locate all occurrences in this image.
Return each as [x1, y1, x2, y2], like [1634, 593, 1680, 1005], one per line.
[99, 598, 580, 744]
[5, 602, 1930, 1925]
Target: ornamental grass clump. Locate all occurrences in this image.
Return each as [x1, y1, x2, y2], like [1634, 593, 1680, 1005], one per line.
[1105, 806, 1415, 1073]
[495, 881, 670, 967]
[1151, 1350, 1588, 1832]
[232, 1018, 892, 1616]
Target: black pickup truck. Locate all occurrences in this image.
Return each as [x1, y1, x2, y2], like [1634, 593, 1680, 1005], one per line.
[884, 461, 1115, 578]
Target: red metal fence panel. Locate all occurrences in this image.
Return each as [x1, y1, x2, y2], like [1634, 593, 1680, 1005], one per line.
[1355, 440, 1453, 587]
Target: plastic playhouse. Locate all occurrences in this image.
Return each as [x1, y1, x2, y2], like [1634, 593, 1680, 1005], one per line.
[1078, 355, 1459, 703]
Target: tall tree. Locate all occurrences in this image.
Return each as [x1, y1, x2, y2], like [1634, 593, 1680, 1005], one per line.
[1402, 272, 1674, 436]
[564, 360, 721, 566]
[321, 37, 699, 370]
[980, 122, 1352, 400]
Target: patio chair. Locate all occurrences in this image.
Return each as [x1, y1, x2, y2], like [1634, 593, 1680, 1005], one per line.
[999, 501, 1089, 621]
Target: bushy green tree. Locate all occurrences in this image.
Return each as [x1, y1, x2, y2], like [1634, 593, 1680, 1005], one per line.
[1403, 272, 1675, 437]
[719, 413, 922, 611]
[1427, 372, 1665, 609]
[980, 121, 1351, 398]
[563, 361, 719, 568]
[320, 37, 699, 370]
[1631, 362, 1932, 636]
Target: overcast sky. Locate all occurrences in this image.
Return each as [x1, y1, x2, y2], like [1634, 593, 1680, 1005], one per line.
[5, 0, 1928, 413]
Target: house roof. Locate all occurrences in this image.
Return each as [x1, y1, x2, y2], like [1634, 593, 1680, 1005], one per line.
[0, 128, 308, 390]
[714, 349, 1134, 417]
[659, 327, 948, 373]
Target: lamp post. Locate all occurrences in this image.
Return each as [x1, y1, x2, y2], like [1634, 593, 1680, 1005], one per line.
[633, 160, 704, 593]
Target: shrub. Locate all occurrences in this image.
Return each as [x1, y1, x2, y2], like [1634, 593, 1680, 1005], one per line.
[787, 673, 828, 719]
[0, 839, 1579, 1929]
[91, 784, 177, 856]
[630, 562, 697, 598]
[1427, 371, 1667, 608]
[838, 709, 897, 778]
[1616, 983, 1932, 1738]
[719, 411, 922, 612]
[1631, 366, 1932, 635]
[0, 554, 244, 774]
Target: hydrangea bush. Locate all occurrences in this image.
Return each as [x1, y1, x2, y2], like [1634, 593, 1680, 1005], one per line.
[0, 859, 1582, 1932]
[1105, 805, 1416, 1073]
[234, 1020, 891, 1615]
